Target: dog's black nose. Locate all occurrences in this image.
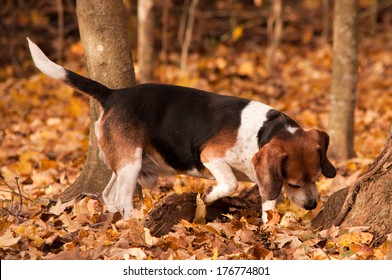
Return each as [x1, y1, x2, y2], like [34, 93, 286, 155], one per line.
[304, 200, 317, 210]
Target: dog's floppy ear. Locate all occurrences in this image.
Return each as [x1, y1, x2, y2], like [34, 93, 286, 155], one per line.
[314, 130, 337, 178]
[252, 141, 287, 201]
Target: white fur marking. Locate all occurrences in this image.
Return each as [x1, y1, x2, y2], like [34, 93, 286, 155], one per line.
[114, 148, 143, 218]
[223, 101, 273, 181]
[27, 38, 67, 81]
[102, 172, 118, 212]
[283, 183, 318, 209]
[203, 159, 238, 204]
[262, 199, 277, 223]
[286, 126, 298, 134]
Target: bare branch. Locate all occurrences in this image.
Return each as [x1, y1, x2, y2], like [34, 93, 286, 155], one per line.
[0, 176, 27, 224]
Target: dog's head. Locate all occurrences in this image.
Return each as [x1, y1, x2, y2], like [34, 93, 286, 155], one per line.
[252, 129, 336, 210]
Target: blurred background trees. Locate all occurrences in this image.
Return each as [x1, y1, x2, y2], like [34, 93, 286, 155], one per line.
[3, 0, 390, 79]
[328, 0, 358, 161]
[137, 0, 155, 82]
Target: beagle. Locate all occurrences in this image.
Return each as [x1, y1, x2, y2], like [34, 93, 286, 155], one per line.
[28, 38, 336, 223]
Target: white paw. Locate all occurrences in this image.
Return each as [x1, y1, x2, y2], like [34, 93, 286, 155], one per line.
[121, 203, 134, 218]
[202, 186, 215, 204]
[262, 211, 269, 224]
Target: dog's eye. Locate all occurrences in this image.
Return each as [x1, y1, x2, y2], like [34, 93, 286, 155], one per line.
[288, 183, 302, 189]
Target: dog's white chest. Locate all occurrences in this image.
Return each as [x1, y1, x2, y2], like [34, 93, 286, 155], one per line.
[223, 101, 272, 182]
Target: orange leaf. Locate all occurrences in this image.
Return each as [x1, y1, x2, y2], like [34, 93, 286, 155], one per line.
[267, 210, 281, 225]
[350, 243, 374, 258]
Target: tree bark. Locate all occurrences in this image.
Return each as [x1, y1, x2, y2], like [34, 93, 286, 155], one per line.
[265, 0, 283, 75]
[60, 0, 136, 201]
[179, 0, 199, 74]
[138, 0, 155, 83]
[328, 0, 358, 161]
[313, 124, 392, 237]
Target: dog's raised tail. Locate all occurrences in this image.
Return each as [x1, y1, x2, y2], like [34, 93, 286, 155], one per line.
[27, 37, 110, 106]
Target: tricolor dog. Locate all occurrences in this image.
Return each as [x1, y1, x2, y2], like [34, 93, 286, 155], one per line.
[28, 38, 336, 223]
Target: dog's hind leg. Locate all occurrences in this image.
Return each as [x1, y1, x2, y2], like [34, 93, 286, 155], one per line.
[114, 147, 143, 218]
[102, 172, 118, 212]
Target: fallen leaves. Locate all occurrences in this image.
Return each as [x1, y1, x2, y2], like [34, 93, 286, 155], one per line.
[0, 185, 390, 260]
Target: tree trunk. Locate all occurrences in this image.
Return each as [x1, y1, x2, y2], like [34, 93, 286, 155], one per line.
[60, 0, 136, 201]
[161, 0, 171, 66]
[138, 0, 155, 83]
[265, 0, 283, 75]
[328, 0, 358, 161]
[179, 0, 199, 74]
[313, 124, 392, 237]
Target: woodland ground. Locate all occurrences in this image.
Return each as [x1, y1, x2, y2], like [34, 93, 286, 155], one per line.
[1, 25, 392, 259]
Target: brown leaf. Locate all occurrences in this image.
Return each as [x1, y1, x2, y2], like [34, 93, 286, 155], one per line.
[49, 200, 74, 216]
[194, 193, 206, 224]
[350, 243, 374, 258]
[208, 222, 236, 239]
[234, 229, 256, 245]
[59, 213, 82, 233]
[0, 230, 20, 249]
[266, 210, 281, 225]
[275, 233, 303, 249]
[247, 243, 272, 259]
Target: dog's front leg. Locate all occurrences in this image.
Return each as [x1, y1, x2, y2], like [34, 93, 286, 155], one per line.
[202, 159, 238, 204]
[261, 199, 277, 224]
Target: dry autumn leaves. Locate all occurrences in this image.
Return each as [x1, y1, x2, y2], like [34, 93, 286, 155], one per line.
[1, 31, 392, 260]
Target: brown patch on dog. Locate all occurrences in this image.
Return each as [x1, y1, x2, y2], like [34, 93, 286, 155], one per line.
[310, 129, 337, 178]
[252, 140, 287, 200]
[98, 109, 145, 171]
[200, 128, 238, 163]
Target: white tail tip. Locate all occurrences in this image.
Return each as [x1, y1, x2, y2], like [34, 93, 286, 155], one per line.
[27, 37, 66, 81]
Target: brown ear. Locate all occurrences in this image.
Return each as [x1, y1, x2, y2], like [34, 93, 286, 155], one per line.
[252, 142, 287, 201]
[314, 130, 337, 178]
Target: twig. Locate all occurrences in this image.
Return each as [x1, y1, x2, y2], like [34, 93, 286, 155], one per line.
[0, 176, 26, 223]
[0, 176, 32, 202]
[359, 0, 392, 19]
[0, 189, 32, 202]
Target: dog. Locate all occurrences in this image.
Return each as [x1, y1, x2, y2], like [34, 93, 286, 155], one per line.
[27, 38, 336, 223]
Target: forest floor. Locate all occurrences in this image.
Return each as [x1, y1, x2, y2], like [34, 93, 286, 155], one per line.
[1, 31, 392, 259]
